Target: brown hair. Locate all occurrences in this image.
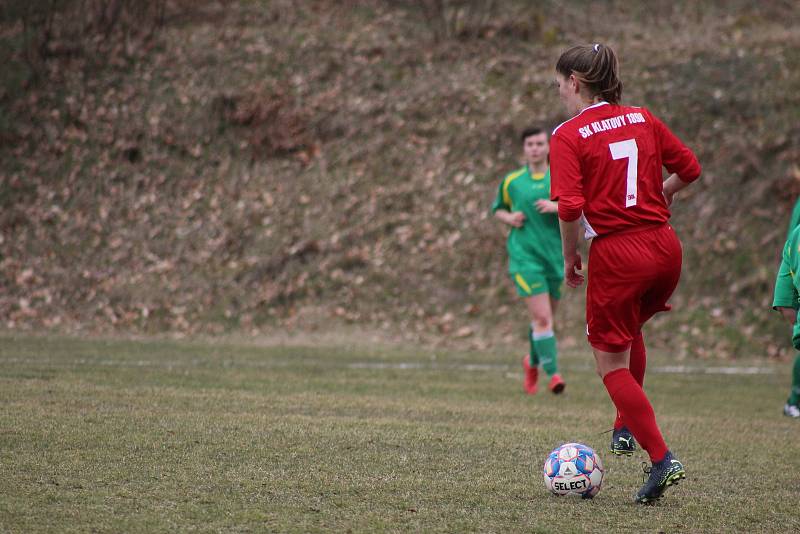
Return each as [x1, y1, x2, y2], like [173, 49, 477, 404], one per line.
[520, 126, 546, 143]
[555, 43, 622, 105]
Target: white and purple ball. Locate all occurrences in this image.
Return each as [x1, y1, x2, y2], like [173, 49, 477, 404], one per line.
[543, 442, 604, 498]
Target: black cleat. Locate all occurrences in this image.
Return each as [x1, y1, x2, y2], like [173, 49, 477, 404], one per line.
[610, 426, 636, 456]
[634, 452, 686, 504]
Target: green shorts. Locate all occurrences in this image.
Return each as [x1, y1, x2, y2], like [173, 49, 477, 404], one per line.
[512, 271, 562, 300]
[793, 319, 800, 350]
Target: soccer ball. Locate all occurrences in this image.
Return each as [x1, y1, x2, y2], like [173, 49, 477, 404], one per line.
[543, 442, 604, 498]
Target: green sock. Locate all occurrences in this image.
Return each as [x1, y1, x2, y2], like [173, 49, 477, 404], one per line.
[533, 331, 558, 376]
[789, 353, 800, 406]
[528, 326, 539, 367]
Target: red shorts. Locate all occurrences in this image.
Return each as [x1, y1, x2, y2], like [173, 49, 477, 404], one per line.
[586, 223, 682, 352]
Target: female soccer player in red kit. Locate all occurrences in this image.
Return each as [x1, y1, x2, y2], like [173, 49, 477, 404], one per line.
[549, 43, 701, 504]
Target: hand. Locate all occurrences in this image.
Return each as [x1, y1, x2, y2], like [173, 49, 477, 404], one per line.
[778, 306, 798, 326]
[662, 173, 687, 207]
[662, 188, 675, 207]
[564, 251, 584, 288]
[507, 211, 526, 228]
[535, 199, 558, 213]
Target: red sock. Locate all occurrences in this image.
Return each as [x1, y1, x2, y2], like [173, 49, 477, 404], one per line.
[613, 411, 624, 430]
[603, 368, 667, 463]
[630, 331, 646, 385]
[614, 332, 647, 430]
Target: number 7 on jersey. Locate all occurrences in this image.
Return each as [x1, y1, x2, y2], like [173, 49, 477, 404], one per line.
[609, 139, 638, 208]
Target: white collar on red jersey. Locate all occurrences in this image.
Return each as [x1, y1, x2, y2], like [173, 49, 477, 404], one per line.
[552, 101, 610, 135]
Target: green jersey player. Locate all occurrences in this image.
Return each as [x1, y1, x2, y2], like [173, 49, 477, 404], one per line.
[492, 126, 565, 395]
[773, 198, 800, 419]
[788, 196, 800, 233]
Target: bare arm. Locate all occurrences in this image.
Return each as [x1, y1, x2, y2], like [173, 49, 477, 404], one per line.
[777, 307, 797, 325]
[663, 173, 693, 207]
[559, 218, 584, 288]
[495, 209, 526, 228]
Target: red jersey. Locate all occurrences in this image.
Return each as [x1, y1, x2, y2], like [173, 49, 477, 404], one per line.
[550, 102, 701, 237]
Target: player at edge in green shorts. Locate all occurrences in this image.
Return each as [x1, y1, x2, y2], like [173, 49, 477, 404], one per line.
[492, 126, 566, 395]
[772, 198, 800, 419]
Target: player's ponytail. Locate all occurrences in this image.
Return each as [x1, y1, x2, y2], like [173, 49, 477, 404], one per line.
[556, 43, 622, 105]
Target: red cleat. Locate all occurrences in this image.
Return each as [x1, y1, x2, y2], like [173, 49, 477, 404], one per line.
[522, 356, 538, 395]
[548, 373, 566, 394]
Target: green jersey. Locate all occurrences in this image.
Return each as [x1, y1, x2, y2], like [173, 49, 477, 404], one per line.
[491, 166, 563, 278]
[789, 197, 800, 237]
[776, 198, 800, 310]
[774, 225, 800, 347]
[774, 224, 800, 309]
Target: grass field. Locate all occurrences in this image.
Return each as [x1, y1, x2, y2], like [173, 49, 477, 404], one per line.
[1, 333, 798, 533]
